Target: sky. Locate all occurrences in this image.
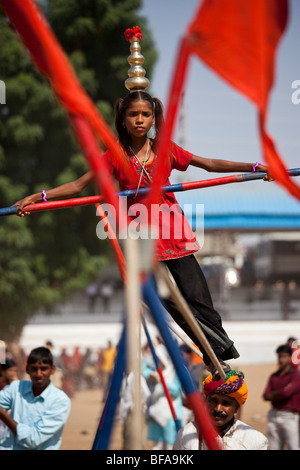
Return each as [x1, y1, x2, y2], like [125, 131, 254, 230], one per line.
[138, 0, 300, 191]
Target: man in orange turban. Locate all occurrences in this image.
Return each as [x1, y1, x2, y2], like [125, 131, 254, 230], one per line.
[203, 370, 248, 406]
[173, 370, 269, 450]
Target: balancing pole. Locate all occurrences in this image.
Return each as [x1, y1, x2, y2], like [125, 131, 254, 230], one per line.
[2, 168, 300, 217]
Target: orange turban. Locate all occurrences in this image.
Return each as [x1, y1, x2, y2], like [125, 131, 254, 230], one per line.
[203, 370, 248, 406]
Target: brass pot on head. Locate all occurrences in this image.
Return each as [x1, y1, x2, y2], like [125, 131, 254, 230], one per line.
[125, 35, 149, 92]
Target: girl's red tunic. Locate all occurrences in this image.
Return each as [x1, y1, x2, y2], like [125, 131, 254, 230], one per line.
[103, 141, 200, 261]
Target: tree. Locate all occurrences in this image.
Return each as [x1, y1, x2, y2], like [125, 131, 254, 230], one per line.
[0, 0, 157, 342]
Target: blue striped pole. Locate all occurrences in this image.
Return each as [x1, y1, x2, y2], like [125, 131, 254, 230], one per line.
[0, 206, 19, 216]
[142, 276, 222, 450]
[141, 313, 181, 432]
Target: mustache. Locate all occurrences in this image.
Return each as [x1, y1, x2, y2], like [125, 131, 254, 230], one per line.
[212, 411, 227, 419]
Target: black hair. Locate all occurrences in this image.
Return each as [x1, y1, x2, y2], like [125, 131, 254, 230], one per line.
[276, 344, 292, 356]
[180, 344, 192, 354]
[27, 347, 54, 366]
[114, 91, 164, 152]
[0, 358, 16, 372]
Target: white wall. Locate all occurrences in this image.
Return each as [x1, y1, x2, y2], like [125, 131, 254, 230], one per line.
[19, 320, 300, 365]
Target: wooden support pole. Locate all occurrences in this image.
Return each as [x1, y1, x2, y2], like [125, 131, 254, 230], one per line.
[124, 237, 143, 450]
[157, 264, 226, 381]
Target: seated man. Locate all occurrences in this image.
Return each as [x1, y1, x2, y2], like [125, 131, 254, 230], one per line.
[0, 347, 71, 450]
[173, 370, 268, 450]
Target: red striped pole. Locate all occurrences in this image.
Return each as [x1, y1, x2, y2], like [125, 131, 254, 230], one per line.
[142, 277, 222, 450]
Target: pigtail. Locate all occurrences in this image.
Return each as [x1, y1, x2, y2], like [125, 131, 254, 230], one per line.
[114, 98, 130, 149]
[152, 97, 175, 167]
[152, 97, 164, 152]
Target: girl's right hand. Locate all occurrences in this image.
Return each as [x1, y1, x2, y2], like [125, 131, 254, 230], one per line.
[13, 195, 38, 217]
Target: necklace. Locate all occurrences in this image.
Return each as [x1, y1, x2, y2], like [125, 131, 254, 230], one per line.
[128, 139, 152, 197]
[129, 139, 151, 165]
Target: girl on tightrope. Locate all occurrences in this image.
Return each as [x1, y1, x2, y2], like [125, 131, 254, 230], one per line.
[14, 27, 273, 376]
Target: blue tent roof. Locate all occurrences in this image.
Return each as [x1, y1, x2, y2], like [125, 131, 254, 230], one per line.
[175, 180, 300, 231]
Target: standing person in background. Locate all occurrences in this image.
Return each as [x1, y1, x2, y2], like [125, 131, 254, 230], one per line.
[72, 346, 83, 390]
[44, 340, 64, 389]
[59, 348, 75, 398]
[100, 340, 116, 401]
[263, 344, 300, 450]
[100, 282, 113, 313]
[179, 344, 208, 426]
[142, 340, 182, 450]
[0, 359, 18, 449]
[0, 347, 71, 450]
[119, 371, 151, 450]
[0, 359, 18, 391]
[180, 344, 208, 390]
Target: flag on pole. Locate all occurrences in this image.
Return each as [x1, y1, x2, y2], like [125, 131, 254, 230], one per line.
[187, 0, 299, 202]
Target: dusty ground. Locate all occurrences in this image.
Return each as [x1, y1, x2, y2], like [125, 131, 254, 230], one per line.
[60, 363, 275, 451]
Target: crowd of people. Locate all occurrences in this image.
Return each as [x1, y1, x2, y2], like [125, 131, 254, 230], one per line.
[51, 340, 117, 398]
[0, 335, 299, 450]
[0, 340, 117, 400]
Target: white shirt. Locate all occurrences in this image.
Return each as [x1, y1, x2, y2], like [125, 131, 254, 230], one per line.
[173, 418, 269, 450]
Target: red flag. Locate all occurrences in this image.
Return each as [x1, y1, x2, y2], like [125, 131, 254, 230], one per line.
[187, 0, 300, 202]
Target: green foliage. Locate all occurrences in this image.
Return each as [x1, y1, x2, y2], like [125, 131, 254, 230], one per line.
[0, 0, 157, 341]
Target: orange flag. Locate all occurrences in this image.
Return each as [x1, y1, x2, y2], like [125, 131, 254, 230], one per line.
[188, 0, 300, 202]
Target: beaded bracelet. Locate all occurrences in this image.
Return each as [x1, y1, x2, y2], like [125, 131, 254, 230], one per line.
[251, 161, 261, 173]
[41, 190, 47, 202]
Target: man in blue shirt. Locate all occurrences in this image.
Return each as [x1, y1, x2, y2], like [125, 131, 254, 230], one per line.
[0, 346, 71, 450]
